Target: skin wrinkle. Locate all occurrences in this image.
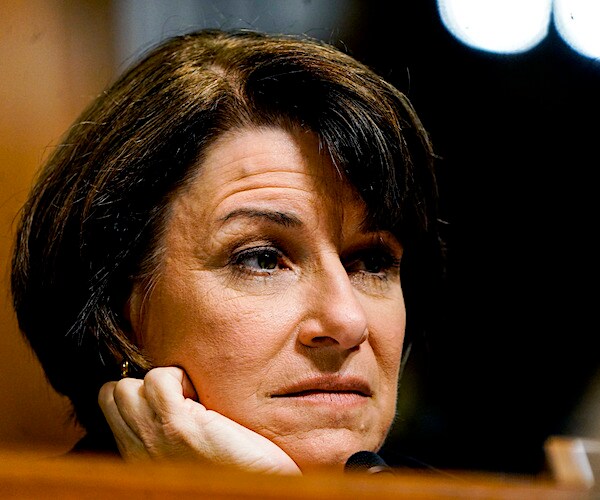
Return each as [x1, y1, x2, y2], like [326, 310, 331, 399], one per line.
[11, 31, 441, 461]
[129, 125, 405, 471]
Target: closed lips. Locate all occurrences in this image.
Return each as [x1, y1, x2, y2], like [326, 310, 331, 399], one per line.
[270, 376, 373, 398]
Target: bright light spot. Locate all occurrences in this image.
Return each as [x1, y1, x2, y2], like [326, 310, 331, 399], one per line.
[554, 0, 600, 59]
[438, 0, 552, 54]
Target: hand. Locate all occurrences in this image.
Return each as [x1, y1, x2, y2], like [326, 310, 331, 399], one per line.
[98, 366, 301, 475]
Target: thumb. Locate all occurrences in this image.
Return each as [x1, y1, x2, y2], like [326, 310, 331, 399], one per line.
[178, 366, 199, 401]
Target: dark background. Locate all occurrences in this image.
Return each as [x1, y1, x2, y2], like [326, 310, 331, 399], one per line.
[344, 2, 600, 474]
[114, 0, 600, 475]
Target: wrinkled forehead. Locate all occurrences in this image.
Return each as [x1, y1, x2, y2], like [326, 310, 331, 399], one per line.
[197, 125, 342, 181]
[198, 125, 362, 201]
[172, 125, 370, 238]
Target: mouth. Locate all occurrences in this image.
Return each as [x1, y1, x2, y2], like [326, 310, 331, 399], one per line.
[270, 376, 373, 402]
[276, 389, 369, 397]
[272, 390, 370, 407]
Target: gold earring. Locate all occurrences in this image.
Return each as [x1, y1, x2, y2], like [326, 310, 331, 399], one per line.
[120, 359, 130, 379]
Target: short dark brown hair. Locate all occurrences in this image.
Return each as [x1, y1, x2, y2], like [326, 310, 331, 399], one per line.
[11, 29, 442, 432]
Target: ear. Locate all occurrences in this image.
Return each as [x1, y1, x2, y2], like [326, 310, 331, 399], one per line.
[123, 283, 145, 346]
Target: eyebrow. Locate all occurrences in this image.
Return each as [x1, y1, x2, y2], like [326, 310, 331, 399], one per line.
[219, 208, 303, 228]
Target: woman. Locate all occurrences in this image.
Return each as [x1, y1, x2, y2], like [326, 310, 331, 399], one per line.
[11, 29, 443, 474]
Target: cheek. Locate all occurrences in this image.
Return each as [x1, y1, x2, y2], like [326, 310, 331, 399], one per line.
[191, 302, 300, 410]
[366, 296, 405, 425]
[368, 295, 406, 365]
[371, 301, 405, 429]
[141, 275, 300, 406]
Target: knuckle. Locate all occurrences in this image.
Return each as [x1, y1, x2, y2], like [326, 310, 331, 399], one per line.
[113, 377, 142, 401]
[143, 367, 166, 387]
[98, 381, 115, 404]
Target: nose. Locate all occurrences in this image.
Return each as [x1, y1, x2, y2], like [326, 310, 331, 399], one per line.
[298, 258, 369, 350]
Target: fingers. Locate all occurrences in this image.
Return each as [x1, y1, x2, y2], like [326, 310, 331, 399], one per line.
[143, 366, 199, 419]
[98, 367, 200, 460]
[113, 377, 157, 435]
[98, 381, 150, 460]
[98, 367, 301, 474]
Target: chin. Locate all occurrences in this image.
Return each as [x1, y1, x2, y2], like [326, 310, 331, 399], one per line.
[275, 429, 386, 474]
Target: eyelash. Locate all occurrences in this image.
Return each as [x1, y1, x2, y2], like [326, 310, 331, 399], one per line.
[229, 244, 400, 281]
[231, 246, 288, 275]
[344, 248, 401, 281]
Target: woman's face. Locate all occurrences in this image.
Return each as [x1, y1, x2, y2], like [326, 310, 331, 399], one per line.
[130, 126, 405, 471]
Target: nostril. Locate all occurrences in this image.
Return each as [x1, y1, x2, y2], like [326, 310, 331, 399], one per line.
[307, 333, 365, 351]
[311, 336, 338, 346]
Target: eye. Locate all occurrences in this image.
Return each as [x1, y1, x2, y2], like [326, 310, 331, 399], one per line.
[232, 247, 285, 273]
[345, 248, 401, 276]
[361, 252, 391, 273]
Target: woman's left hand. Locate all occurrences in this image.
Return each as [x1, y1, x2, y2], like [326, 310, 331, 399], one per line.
[98, 366, 301, 475]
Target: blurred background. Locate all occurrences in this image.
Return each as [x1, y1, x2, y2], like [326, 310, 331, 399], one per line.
[1, 0, 598, 475]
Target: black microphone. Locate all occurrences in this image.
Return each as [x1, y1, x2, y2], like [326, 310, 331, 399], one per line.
[344, 451, 394, 475]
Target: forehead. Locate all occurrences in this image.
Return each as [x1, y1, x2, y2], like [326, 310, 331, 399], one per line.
[156, 126, 376, 261]
[177, 126, 365, 223]
[196, 126, 336, 188]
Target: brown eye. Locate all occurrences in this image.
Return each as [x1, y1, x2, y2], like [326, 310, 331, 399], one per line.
[361, 253, 389, 273]
[255, 250, 278, 270]
[345, 249, 400, 276]
[234, 247, 282, 272]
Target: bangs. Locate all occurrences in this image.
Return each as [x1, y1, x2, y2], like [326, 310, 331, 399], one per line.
[236, 49, 436, 243]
